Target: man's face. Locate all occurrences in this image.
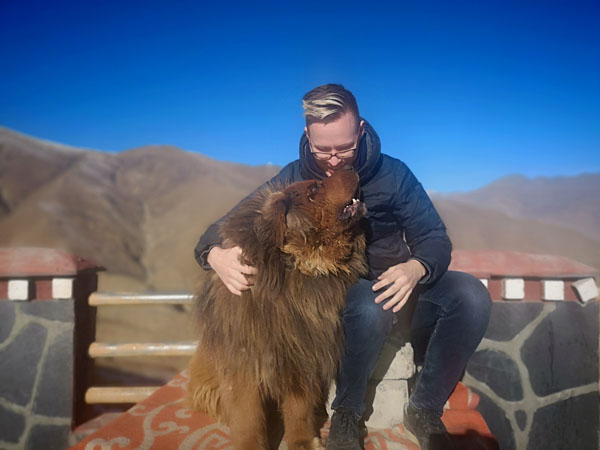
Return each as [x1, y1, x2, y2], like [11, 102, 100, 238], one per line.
[306, 112, 365, 177]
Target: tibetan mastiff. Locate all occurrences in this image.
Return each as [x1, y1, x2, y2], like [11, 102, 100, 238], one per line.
[188, 168, 367, 449]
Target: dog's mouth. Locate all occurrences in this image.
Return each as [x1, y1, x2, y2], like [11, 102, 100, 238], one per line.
[340, 198, 363, 220]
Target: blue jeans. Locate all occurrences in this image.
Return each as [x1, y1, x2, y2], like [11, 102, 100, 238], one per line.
[330, 271, 492, 417]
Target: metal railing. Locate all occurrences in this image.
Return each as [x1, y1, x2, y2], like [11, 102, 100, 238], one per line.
[85, 291, 196, 405]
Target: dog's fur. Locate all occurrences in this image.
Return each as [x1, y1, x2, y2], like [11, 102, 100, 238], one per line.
[188, 169, 367, 449]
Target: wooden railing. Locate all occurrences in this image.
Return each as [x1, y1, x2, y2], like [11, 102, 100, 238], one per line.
[85, 291, 196, 405]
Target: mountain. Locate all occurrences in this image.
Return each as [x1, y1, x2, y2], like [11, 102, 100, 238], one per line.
[437, 173, 600, 241]
[0, 127, 279, 290]
[1, 126, 598, 292]
[0, 127, 84, 216]
[432, 197, 600, 271]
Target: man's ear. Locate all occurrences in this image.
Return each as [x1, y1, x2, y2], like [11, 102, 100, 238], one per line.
[255, 191, 289, 248]
[358, 120, 365, 137]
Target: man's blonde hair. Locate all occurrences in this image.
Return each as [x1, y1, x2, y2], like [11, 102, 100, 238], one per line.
[302, 84, 360, 127]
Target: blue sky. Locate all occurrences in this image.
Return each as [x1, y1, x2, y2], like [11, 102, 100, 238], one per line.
[1, 0, 598, 192]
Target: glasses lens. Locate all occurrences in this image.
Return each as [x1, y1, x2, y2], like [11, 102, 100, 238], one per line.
[313, 152, 330, 160]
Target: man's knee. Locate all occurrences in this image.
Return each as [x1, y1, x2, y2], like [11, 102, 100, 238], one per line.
[345, 279, 394, 337]
[447, 271, 492, 332]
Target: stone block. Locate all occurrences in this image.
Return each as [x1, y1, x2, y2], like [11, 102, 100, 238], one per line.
[527, 393, 598, 450]
[542, 280, 564, 301]
[572, 277, 598, 303]
[33, 328, 74, 417]
[21, 299, 74, 322]
[514, 410, 527, 431]
[371, 340, 414, 380]
[485, 302, 544, 342]
[26, 423, 71, 450]
[502, 278, 524, 300]
[467, 350, 523, 401]
[522, 301, 598, 396]
[364, 379, 409, 429]
[326, 329, 414, 430]
[8, 279, 30, 301]
[327, 378, 410, 430]
[0, 322, 48, 406]
[0, 403, 26, 443]
[0, 301, 16, 343]
[52, 277, 74, 299]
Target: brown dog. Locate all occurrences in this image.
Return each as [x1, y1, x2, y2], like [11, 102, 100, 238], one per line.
[188, 168, 367, 449]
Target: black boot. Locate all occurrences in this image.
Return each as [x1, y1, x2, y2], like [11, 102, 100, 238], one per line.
[326, 407, 363, 450]
[404, 402, 455, 450]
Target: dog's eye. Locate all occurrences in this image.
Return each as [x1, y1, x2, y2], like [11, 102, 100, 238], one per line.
[307, 182, 322, 201]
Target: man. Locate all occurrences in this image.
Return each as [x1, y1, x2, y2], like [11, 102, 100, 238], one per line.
[194, 84, 492, 450]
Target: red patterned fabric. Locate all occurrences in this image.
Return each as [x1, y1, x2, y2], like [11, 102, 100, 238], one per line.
[71, 372, 497, 450]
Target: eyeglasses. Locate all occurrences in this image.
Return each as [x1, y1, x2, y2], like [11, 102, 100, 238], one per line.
[309, 135, 361, 161]
[311, 148, 356, 161]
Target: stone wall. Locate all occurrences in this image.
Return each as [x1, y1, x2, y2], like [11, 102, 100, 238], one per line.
[0, 248, 101, 450]
[448, 250, 599, 449]
[464, 300, 599, 450]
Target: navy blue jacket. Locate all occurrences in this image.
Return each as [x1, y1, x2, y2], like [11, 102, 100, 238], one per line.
[194, 120, 452, 285]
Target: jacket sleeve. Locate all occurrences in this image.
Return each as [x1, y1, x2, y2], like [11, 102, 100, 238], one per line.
[393, 163, 452, 285]
[193, 163, 298, 270]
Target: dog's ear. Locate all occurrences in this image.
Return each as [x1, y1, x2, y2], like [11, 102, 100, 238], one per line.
[255, 190, 290, 248]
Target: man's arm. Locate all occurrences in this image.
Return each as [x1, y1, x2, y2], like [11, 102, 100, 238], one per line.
[194, 219, 224, 270]
[194, 162, 297, 268]
[193, 162, 298, 295]
[373, 258, 427, 312]
[394, 165, 452, 285]
[372, 161, 452, 312]
[206, 246, 257, 296]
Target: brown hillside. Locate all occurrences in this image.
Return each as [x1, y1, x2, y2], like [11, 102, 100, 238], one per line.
[433, 197, 600, 271]
[441, 173, 600, 241]
[0, 127, 83, 216]
[0, 128, 279, 290]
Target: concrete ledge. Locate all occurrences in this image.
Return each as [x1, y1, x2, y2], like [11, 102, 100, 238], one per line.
[371, 340, 414, 380]
[365, 379, 409, 428]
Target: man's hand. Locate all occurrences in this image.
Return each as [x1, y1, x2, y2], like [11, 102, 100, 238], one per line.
[207, 246, 257, 296]
[372, 259, 426, 313]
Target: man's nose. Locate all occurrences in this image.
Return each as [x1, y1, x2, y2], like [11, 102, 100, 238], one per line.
[329, 154, 342, 165]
